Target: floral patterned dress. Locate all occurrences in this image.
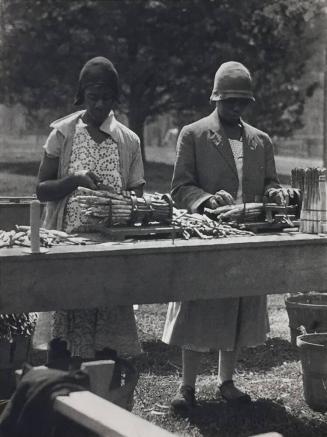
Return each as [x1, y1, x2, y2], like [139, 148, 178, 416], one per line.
[52, 120, 141, 359]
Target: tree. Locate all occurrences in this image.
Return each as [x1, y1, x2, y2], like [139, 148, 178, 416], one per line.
[0, 0, 323, 159]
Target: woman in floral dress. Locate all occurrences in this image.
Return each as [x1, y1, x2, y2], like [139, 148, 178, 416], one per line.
[36, 57, 145, 360]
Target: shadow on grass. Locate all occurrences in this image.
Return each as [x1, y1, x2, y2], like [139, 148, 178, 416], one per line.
[140, 337, 298, 377]
[186, 398, 327, 437]
[238, 337, 298, 372]
[0, 161, 40, 176]
[138, 340, 182, 376]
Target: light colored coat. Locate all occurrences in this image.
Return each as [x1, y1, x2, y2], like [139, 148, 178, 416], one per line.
[41, 110, 145, 230]
[162, 110, 280, 351]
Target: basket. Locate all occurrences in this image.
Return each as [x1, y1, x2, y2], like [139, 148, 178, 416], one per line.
[297, 333, 327, 412]
[285, 293, 327, 346]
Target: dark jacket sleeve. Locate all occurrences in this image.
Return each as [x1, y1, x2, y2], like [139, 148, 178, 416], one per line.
[171, 126, 212, 212]
[0, 367, 90, 437]
[263, 134, 281, 194]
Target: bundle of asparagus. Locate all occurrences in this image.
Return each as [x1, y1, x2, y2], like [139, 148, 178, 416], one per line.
[320, 170, 327, 233]
[76, 188, 172, 226]
[0, 226, 90, 248]
[172, 209, 254, 239]
[76, 187, 133, 225]
[204, 202, 264, 223]
[130, 193, 173, 225]
[297, 167, 327, 234]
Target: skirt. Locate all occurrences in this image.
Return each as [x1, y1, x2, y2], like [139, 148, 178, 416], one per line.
[162, 296, 269, 352]
[34, 305, 142, 359]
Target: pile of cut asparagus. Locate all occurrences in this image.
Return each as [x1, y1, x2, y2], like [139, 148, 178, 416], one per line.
[76, 188, 172, 226]
[172, 209, 254, 239]
[204, 202, 264, 223]
[292, 167, 327, 234]
[0, 226, 90, 248]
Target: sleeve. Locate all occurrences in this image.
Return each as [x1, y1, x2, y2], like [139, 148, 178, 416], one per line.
[42, 129, 62, 158]
[171, 126, 212, 212]
[126, 137, 146, 189]
[263, 134, 282, 194]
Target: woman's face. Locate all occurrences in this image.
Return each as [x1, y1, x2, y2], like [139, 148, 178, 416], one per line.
[216, 98, 251, 123]
[84, 84, 115, 126]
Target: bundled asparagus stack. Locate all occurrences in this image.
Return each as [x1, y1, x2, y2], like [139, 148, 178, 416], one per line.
[0, 226, 90, 248]
[172, 209, 254, 239]
[131, 193, 172, 225]
[76, 188, 172, 226]
[77, 188, 133, 225]
[297, 167, 327, 234]
[204, 202, 264, 223]
[320, 170, 327, 233]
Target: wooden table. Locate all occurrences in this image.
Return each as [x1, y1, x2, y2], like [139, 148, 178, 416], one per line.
[0, 232, 326, 313]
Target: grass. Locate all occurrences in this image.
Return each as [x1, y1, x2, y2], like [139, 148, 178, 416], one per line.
[1, 136, 326, 436]
[134, 297, 327, 437]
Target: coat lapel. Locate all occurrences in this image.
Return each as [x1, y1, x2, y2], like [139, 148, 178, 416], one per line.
[207, 111, 238, 178]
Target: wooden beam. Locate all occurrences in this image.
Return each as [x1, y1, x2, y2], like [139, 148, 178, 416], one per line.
[81, 360, 115, 400]
[54, 390, 175, 437]
[1, 234, 327, 313]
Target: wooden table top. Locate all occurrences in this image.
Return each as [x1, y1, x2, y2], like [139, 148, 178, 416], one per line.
[0, 231, 326, 313]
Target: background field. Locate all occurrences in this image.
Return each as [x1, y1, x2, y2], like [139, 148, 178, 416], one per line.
[0, 134, 322, 197]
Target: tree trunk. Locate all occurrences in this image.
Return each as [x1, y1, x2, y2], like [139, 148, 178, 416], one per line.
[128, 110, 146, 163]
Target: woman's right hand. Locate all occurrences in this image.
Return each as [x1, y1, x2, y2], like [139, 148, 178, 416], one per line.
[204, 196, 220, 210]
[73, 170, 101, 190]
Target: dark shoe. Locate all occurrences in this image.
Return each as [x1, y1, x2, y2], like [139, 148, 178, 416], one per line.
[219, 380, 251, 403]
[171, 385, 196, 415]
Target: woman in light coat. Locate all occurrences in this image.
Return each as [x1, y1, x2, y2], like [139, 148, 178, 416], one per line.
[162, 61, 292, 413]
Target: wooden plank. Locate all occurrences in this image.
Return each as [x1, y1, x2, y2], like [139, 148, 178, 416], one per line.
[0, 233, 327, 313]
[81, 360, 115, 400]
[0, 232, 322, 256]
[99, 225, 182, 241]
[54, 390, 175, 437]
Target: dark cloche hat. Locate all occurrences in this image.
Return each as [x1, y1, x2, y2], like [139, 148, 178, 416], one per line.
[74, 56, 119, 106]
[210, 61, 255, 102]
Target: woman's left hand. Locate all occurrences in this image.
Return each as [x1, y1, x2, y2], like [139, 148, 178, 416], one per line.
[214, 190, 235, 206]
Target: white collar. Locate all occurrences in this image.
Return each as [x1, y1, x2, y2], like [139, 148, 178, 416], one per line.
[51, 110, 121, 144]
[79, 110, 119, 143]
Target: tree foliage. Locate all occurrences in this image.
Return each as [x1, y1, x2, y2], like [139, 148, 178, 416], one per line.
[0, 0, 323, 155]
